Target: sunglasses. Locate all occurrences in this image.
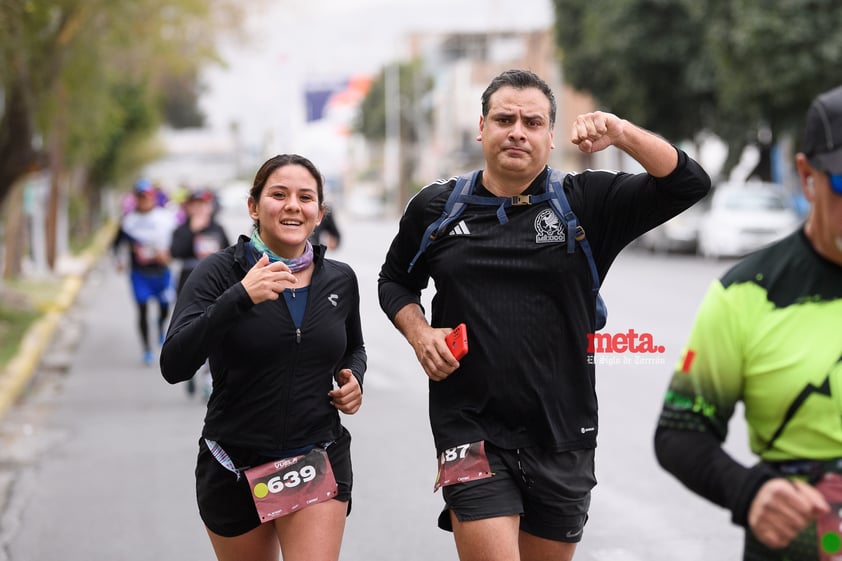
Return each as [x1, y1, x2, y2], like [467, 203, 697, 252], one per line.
[827, 172, 842, 196]
[810, 159, 842, 195]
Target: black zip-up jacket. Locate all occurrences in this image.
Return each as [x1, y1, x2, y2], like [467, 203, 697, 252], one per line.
[161, 235, 366, 451]
[379, 148, 710, 453]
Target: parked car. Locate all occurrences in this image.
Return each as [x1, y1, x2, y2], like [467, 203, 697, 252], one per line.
[696, 182, 801, 259]
[637, 192, 711, 254]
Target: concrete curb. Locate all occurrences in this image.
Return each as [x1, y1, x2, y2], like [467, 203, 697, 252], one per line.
[0, 220, 117, 420]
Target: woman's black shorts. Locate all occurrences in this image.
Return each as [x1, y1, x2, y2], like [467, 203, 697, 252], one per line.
[195, 426, 353, 537]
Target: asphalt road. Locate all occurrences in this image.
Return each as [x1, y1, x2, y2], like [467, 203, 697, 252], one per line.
[0, 210, 750, 561]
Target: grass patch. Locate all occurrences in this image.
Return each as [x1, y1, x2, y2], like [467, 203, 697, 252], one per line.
[0, 306, 40, 364]
[0, 277, 63, 368]
[0, 220, 117, 373]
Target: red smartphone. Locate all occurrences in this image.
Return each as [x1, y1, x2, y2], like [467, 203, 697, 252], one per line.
[445, 323, 469, 360]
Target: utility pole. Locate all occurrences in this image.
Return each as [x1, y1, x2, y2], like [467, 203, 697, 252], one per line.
[383, 63, 401, 218]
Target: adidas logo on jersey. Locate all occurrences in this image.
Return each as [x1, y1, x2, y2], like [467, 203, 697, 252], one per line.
[448, 220, 471, 236]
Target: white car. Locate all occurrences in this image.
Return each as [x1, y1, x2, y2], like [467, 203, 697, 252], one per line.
[697, 182, 801, 258]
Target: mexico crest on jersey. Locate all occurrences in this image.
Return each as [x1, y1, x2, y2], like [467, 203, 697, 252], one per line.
[534, 208, 565, 243]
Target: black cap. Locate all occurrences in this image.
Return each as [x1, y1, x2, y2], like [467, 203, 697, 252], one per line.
[802, 85, 842, 174]
[187, 190, 212, 203]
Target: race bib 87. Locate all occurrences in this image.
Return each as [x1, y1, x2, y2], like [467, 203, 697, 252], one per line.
[434, 440, 493, 492]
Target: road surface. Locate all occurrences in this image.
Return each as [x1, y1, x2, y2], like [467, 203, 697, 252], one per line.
[0, 211, 750, 560]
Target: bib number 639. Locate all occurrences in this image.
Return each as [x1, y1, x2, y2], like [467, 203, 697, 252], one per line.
[265, 464, 317, 494]
[244, 448, 338, 522]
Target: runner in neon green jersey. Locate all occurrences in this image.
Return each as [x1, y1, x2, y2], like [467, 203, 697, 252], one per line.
[655, 84, 842, 561]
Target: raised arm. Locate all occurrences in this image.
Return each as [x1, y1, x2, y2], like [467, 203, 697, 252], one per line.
[570, 111, 678, 177]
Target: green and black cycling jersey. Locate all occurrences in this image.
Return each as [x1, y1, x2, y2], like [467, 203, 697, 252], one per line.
[655, 228, 842, 530]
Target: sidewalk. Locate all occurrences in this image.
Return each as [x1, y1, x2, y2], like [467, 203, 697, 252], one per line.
[0, 221, 117, 420]
[0, 241, 214, 561]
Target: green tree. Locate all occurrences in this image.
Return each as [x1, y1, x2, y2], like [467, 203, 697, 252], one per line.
[355, 60, 433, 143]
[553, 0, 842, 180]
[160, 69, 207, 129]
[0, 0, 242, 273]
[354, 59, 433, 209]
[555, 0, 714, 144]
[706, 0, 842, 176]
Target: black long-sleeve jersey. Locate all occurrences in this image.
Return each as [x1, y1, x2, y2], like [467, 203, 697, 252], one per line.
[161, 235, 367, 451]
[169, 220, 230, 294]
[379, 148, 710, 453]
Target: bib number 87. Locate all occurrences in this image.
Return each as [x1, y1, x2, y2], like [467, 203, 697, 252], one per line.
[267, 465, 316, 493]
[441, 444, 471, 464]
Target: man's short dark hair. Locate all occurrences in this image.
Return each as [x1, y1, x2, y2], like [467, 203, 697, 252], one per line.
[481, 69, 557, 127]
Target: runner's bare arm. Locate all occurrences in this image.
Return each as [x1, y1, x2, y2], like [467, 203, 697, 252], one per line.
[393, 304, 459, 381]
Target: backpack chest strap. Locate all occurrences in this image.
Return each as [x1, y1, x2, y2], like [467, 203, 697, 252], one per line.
[455, 191, 554, 225]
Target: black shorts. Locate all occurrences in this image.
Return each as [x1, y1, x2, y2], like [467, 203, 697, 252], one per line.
[195, 426, 353, 537]
[439, 443, 596, 542]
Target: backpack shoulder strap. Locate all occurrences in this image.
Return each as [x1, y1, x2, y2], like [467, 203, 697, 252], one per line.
[407, 170, 479, 272]
[546, 169, 579, 255]
[547, 168, 607, 329]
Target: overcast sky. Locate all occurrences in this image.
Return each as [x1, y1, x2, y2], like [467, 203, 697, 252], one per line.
[199, 0, 554, 149]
